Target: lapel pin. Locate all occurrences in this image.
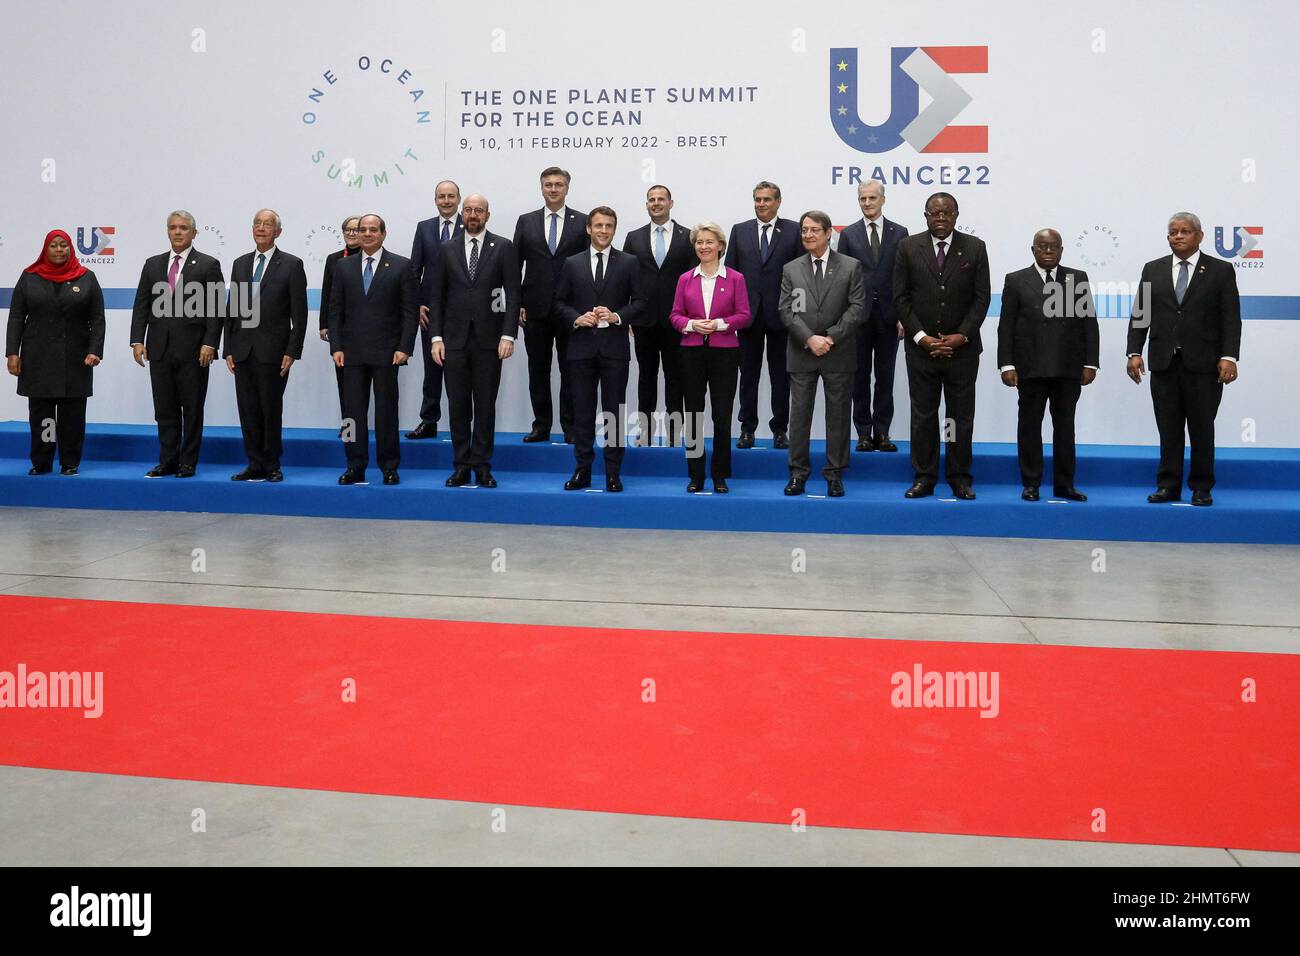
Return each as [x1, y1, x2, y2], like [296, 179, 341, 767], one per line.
[72, 286, 81, 293]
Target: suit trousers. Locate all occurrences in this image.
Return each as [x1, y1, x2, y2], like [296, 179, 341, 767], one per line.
[737, 323, 790, 435]
[852, 307, 901, 440]
[1151, 351, 1223, 492]
[523, 310, 574, 436]
[149, 354, 210, 469]
[1016, 376, 1081, 490]
[233, 359, 289, 472]
[681, 345, 740, 483]
[443, 346, 503, 470]
[905, 347, 978, 489]
[417, 324, 445, 424]
[787, 368, 853, 481]
[28, 397, 87, 470]
[334, 364, 346, 421]
[634, 324, 684, 443]
[568, 352, 630, 475]
[342, 363, 400, 473]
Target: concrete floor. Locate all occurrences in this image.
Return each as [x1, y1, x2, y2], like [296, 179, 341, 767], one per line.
[1, 506, 1297, 866]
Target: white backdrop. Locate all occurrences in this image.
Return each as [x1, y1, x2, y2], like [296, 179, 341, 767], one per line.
[1, 0, 1295, 445]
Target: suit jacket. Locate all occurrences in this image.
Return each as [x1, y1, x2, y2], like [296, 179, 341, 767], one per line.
[6, 270, 106, 398]
[130, 248, 225, 360]
[1126, 253, 1241, 374]
[668, 268, 752, 348]
[622, 221, 699, 329]
[319, 247, 359, 332]
[326, 249, 419, 366]
[893, 231, 991, 356]
[429, 231, 522, 351]
[554, 248, 646, 362]
[725, 217, 803, 331]
[778, 251, 866, 373]
[997, 265, 1099, 379]
[224, 249, 309, 363]
[410, 213, 464, 309]
[512, 207, 590, 317]
[837, 216, 908, 324]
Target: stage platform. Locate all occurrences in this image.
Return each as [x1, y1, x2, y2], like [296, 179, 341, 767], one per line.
[1, 422, 1296, 544]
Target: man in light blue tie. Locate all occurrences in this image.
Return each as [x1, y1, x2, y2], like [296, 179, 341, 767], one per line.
[406, 180, 464, 440]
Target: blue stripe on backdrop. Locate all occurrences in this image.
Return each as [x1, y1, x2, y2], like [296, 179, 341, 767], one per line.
[1, 289, 1297, 319]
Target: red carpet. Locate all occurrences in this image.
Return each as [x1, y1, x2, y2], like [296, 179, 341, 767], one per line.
[1, 595, 1297, 850]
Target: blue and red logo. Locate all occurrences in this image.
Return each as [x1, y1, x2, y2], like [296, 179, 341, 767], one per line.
[1214, 226, 1262, 260]
[75, 226, 116, 257]
[830, 46, 988, 154]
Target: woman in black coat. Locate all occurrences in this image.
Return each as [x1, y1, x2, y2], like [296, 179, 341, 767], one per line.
[5, 229, 106, 475]
[319, 216, 362, 418]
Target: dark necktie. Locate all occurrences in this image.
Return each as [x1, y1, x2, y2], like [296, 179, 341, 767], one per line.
[252, 253, 266, 285]
[468, 238, 479, 282]
[440, 220, 451, 243]
[936, 240, 947, 270]
[1043, 268, 1054, 285]
[363, 257, 374, 294]
[813, 257, 824, 292]
[594, 250, 605, 287]
[869, 221, 880, 261]
[760, 223, 771, 262]
[1175, 259, 1190, 304]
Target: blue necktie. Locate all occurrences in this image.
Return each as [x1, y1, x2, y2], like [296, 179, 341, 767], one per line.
[760, 223, 771, 262]
[363, 257, 374, 294]
[548, 213, 558, 254]
[654, 226, 666, 267]
[1175, 259, 1189, 304]
[441, 220, 450, 243]
[251, 253, 265, 285]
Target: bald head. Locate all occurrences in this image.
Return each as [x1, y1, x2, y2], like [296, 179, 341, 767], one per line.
[1031, 228, 1062, 271]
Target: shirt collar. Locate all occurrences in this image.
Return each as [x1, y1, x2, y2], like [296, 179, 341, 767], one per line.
[546, 206, 567, 221]
[170, 246, 192, 260]
[1176, 250, 1201, 269]
[363, 248, 384, 262]
[590, 244, 612, 261]
[863, 215, 883, 229]
[692, 263, 727, 278]
[252, 246, 276, 259]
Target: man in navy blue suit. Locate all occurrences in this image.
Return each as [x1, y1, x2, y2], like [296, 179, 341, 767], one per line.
[554, 206, 645, 493]
[406, 179, 464, 440]
[726, 181, 802, 449]
[837, 179, 909, 452]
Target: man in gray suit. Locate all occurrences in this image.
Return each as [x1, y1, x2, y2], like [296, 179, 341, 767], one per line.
[778, 210, 865, 497]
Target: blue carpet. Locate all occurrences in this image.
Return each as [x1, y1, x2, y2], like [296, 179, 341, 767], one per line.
[1, 423, 1297, 543]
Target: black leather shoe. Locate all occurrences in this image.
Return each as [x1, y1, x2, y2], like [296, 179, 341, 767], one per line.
[827, 478, 845, 497]
[405, 422, 438, 440]
[563, 434, 575, 445]
[522, 429, 549, 443]
[686, 481, 702, 494]
[783, 477, 806, 496]
[856, 437, 873, 452]
[1191, 490, 1213, 507]
[1022, 486, 1040, 501]
[904, 481, 933, 499]
[1054, 487, 1087, 502]
[874, 435, 898, 452]
[265, 469, 284, 482]
[176, 465, 196, 478]
[952, 485, 976, 500]
[60, 466, 78, 476]
[772, 431, 789, 449]
[446, 469, 471, 487]
[737, 432, 755, 449]
[231, 467, 264, 482]
[145, 464, 177, 478]
[605, 474, 623, 493]
[564, 470, 591, 491]
[476, 469, 497, 488]
[382, 470, 400, 485]
[28, 465, 52, 476]
[338, 469, 366, 485]
[1147, 488, 1180, 503]
[713, 479, 729, 494]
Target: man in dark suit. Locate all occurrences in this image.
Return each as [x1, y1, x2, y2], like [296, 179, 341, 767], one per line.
[997, 229, 1099, 501]
[223, 209, 308, 482]
[893, 192, 991, 499]
[513, 166, 589, 442]
[1127, 212, 1241, 506]
[622, 184, 698, 446]
[778, 211, 865, 497]
[836, 179, 908, 452]
[130, 209, 226, 478]
[406, 179, 464, 440]
[726, 180, 803, 449]
[429, 194, 521, 488]
[555, 206, 645, 492]
[327, 213, 419, 486]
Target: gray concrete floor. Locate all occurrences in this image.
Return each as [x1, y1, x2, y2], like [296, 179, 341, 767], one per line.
[1, 506, 1297, 866]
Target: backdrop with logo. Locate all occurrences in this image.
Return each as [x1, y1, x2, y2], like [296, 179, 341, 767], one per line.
[1, 0, 1295, 445]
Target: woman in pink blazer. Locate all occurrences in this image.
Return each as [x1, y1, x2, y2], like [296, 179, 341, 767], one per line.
[669, 222, 753, 493]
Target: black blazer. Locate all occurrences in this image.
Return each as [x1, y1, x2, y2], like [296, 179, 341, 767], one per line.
[130, 249, 225, 360]
[622, 221, 698, 329]
[512, 207, 590, 317]
[319, 247, 359, 332]
[6, 271, 106, 398]
[554, 248, 646, 362]
[837, 216, 908, 324]
[724, 217, 803, 331]
[893, 231, 991, 356]
[223, 249, 309, 363]
[429, 231, 521, 351]
[997, 265, 1099, 379]
[410, 213, 464, 309]
[1126, 254, 1242, 374]
[326, 249, 419, 365]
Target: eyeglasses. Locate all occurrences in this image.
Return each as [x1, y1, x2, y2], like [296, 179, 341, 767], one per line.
[343, 227, 360, 234]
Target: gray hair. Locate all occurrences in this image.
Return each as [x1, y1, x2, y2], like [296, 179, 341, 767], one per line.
[857, 179, 886, 197]
[689, 221, 727, 251]
[1168, 211, 1202, 232]
[254, 208, 282, 229]
[168, 209, 197, 230]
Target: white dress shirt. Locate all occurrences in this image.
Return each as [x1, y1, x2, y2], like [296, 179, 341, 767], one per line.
[545, 206, 568, 247]
[690, 264, 730, 333]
